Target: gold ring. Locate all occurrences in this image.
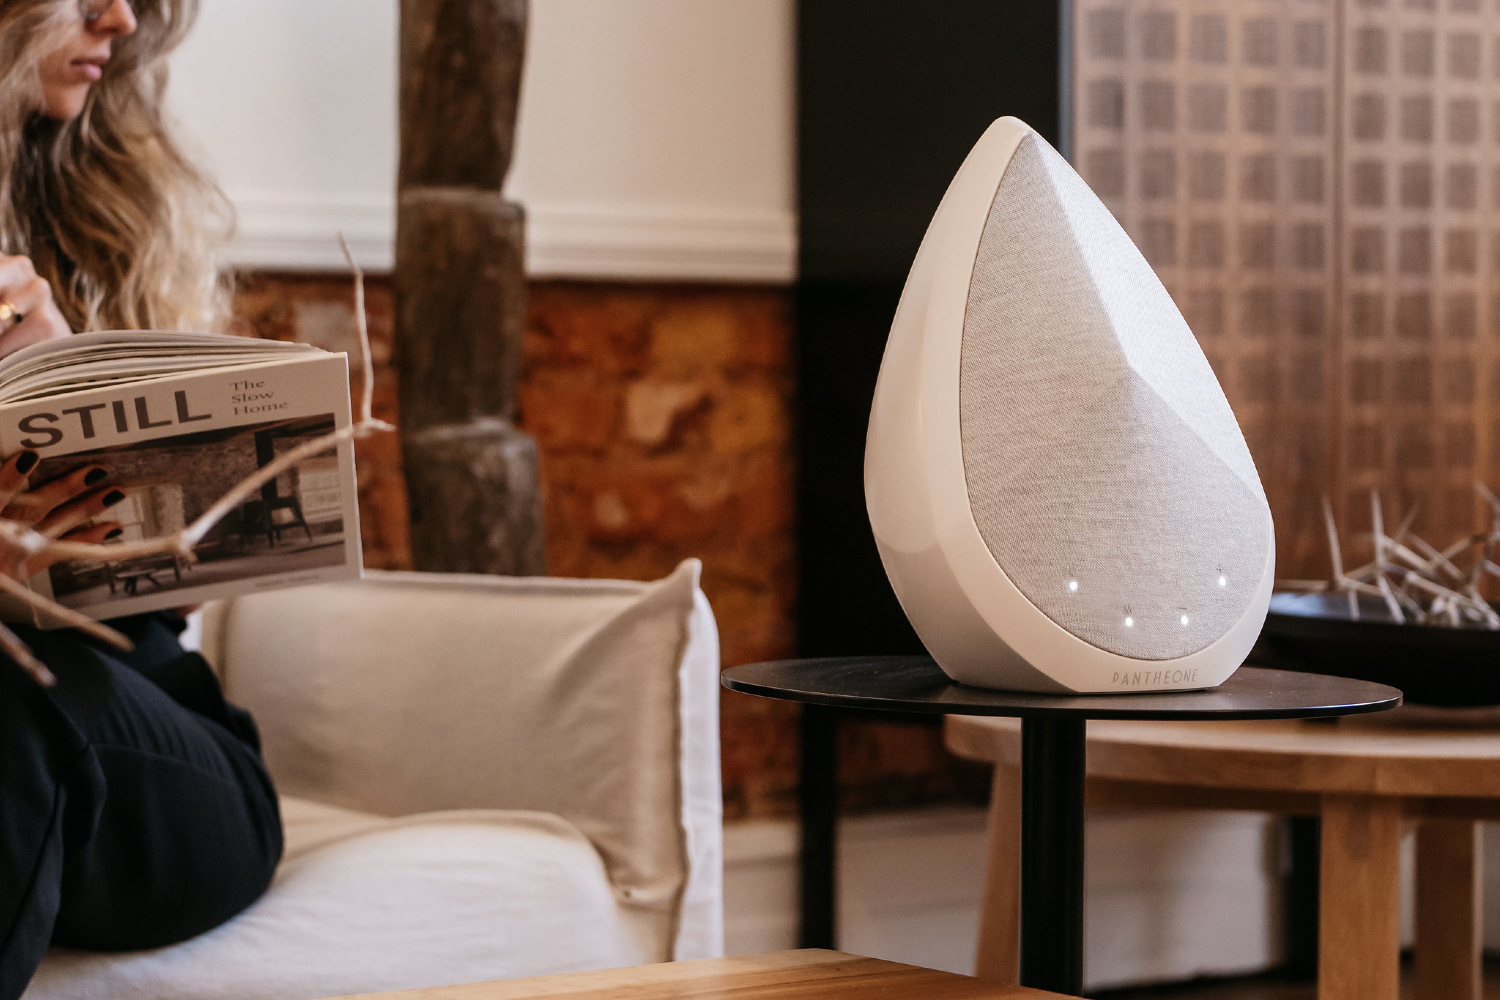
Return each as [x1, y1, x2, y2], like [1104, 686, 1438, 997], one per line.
[0, 300, 17, 327]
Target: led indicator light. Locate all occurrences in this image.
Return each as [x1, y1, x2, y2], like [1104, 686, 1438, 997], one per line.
[1067, 579, 1078, 592]
[1217, 574, 1227, 587]
[1179, 614, 1190, 626]
[1124, 616, 1134, 628]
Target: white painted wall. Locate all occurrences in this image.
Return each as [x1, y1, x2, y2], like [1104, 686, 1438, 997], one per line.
[167, 0, 398, 272]
[724, 809, 1286, 991]
[167, 0, 796, 281]
[725, 811, 1500, 988]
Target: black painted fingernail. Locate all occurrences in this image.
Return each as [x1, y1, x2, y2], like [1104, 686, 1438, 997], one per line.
[104, 527, 123, 540]
[102, 489, 124, 506]
[83, 468, 107, 487]
[13, 450, 37, 474]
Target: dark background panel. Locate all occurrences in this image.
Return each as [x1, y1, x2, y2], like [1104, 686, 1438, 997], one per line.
[798, 0, 1068, 284]
[796, 0, 1067, 657]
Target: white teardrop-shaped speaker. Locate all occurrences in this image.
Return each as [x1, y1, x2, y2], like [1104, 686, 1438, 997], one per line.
[865, 117, 1274, 693]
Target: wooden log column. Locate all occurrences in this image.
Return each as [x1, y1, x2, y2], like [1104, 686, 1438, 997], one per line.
[395, 0, 544, 575]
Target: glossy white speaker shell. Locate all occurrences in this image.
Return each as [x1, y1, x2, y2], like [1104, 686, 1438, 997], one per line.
[865, 117, 1274, 693]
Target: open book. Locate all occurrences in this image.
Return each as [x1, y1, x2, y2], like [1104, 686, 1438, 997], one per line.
[0, 331, 362, 624]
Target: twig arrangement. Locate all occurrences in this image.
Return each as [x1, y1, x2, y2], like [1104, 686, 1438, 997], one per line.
[2, 236, 394, 686]
[1316, 486, 1500, 629]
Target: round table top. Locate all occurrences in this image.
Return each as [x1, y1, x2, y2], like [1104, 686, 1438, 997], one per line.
[945, 711, 1500, 798]
[720, 656, 1401, 721]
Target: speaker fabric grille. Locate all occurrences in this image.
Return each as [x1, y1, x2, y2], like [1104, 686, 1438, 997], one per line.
[959, 134, 1270, 660]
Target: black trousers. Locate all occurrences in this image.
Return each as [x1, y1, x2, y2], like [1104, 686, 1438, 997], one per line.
[0, 613, 282, 1000]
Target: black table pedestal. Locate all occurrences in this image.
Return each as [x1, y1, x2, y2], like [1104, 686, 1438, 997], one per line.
[798, 704, 837, 949]
[1020, 718, 1086, 994]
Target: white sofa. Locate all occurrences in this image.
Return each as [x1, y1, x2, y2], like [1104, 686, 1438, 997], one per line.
[26, 559, 724, 1000]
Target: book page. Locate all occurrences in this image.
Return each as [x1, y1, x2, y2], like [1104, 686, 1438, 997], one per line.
[0, 331, 315, 403]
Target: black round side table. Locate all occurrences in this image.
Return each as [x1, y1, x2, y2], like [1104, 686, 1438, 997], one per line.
[721, 656, 1401, 996]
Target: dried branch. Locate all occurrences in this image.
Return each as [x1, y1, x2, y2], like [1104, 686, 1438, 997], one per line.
[1321, 486, 1500, 629]
[184, 424, 383, 549]
[340, 233, 376, 427]
[2, 237, 393, 686]
[0, 571, 126, 645]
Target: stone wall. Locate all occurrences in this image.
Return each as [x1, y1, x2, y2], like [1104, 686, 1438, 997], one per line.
[229, 272, 982, 821]
[522, 281, 801, 818]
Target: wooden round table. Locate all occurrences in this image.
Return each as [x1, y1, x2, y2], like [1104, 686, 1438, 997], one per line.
[946, 711, 1500, 1000]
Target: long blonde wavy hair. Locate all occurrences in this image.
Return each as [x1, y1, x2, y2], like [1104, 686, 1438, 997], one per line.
[0, 0, 229, 333]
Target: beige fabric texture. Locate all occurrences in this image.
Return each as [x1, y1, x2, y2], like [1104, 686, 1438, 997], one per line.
[960, 132, 1270, 660]
[204, 559, 716, 953]
[26, 561, 722, 1000]
[28, 799, 652, 1000]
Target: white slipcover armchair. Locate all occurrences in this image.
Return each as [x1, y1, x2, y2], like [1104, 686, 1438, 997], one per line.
[26, 559, 724, 1000]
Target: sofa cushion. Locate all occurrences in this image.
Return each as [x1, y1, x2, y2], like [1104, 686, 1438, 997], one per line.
[197, 561, 716, 960]
[25, 798, 654, 1000]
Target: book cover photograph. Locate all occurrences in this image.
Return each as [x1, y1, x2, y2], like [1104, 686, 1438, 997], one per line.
[0, 331, 364, 623]
[37, 411, 350, 611]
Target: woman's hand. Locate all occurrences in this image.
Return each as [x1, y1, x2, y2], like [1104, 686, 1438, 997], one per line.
[0, 255, 71, 359]
[0, 450, 124, 580]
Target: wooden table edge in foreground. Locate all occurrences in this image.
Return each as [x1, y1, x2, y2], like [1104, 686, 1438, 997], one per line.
[318, 950, 1078, 999]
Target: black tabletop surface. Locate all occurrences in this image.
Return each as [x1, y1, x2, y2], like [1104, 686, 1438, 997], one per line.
[721, 656, 1402, 720]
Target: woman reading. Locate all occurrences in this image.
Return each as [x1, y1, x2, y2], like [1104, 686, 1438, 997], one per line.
[0, 3, 281, 997]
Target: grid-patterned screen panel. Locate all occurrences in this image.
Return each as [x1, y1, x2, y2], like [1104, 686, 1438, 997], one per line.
[1075, 0, 1500, 576]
